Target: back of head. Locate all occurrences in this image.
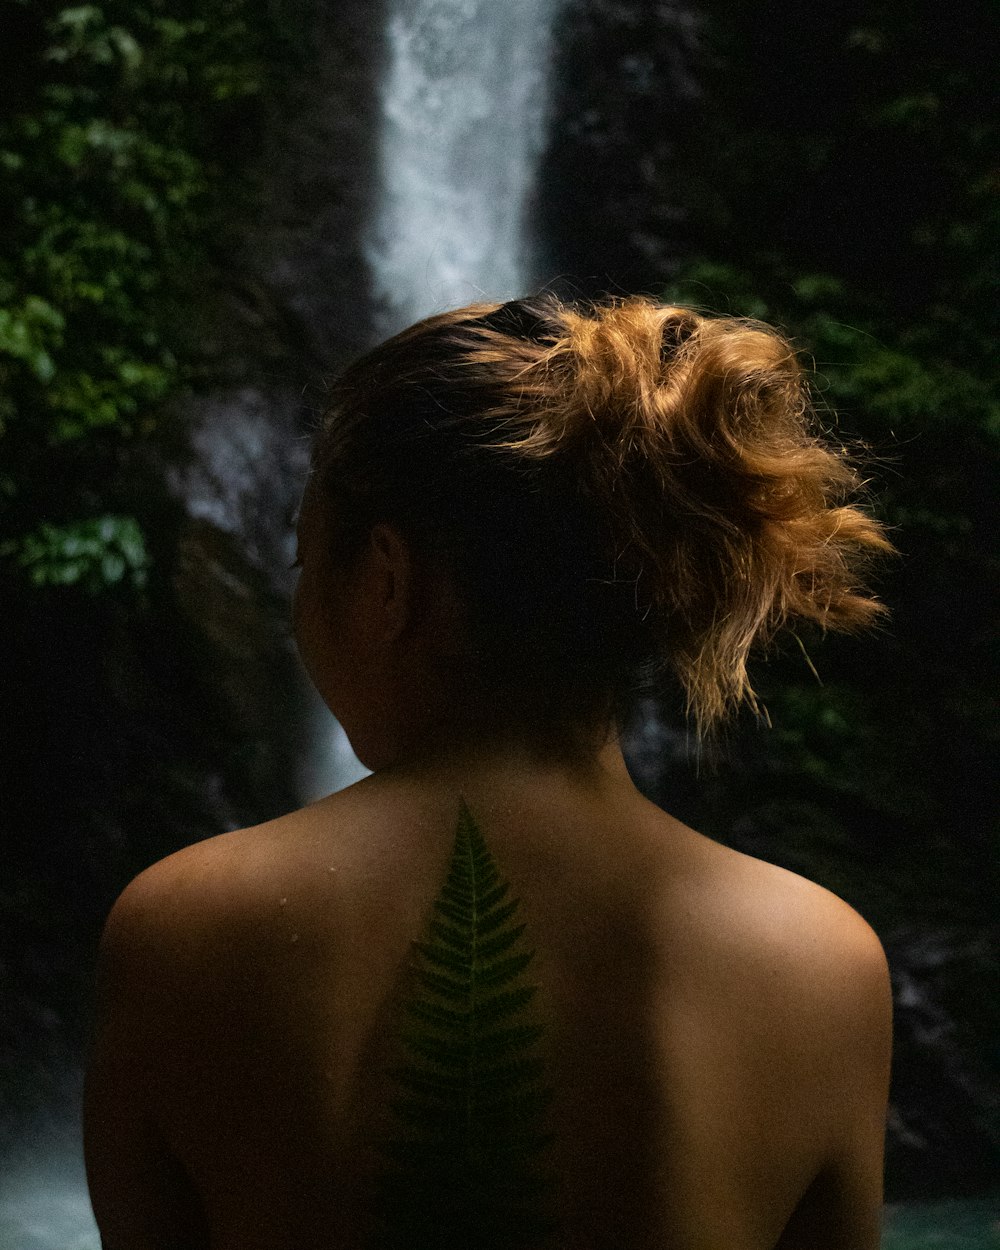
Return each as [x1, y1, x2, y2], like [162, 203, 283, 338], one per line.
[307, 293, 892, 744]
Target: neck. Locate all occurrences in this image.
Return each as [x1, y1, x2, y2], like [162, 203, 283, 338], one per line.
[376, 714, 634, 793]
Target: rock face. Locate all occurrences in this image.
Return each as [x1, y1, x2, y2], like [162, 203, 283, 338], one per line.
[535, 0, 703, 295]
[883, 928, 1000, 1198]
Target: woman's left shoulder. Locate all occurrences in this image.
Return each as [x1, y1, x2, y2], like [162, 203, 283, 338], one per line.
[764, 857, 888, 988]
[720, 847, 893, 1052]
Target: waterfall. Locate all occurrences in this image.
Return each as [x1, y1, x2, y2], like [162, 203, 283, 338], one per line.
[304, 0, 560, 799]
[365, 0, 559, 335]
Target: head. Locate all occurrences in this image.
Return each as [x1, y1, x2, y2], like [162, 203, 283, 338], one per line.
[295, 293, 892, 770]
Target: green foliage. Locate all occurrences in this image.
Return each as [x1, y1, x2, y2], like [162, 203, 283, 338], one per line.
[377, 799, 556, 1250]
[0, 0, 298, 589]
[2, 513, 149, 590]
[664, 257, 998, 530]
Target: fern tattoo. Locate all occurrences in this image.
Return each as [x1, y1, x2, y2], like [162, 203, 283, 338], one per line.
[375, 798, 557, 1250]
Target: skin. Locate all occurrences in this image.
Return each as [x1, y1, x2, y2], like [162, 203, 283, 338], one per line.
[84, 509, 893, 1250]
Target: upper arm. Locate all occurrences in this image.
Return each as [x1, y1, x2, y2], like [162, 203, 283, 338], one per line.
[84, 866, 211, 1249]
[775, 900, 893, 1250]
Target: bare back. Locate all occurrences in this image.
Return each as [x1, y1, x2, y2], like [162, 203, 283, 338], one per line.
[85, 758, 892, 1249]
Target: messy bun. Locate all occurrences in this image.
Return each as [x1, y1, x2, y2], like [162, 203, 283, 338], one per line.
[308, 294, 892, 739]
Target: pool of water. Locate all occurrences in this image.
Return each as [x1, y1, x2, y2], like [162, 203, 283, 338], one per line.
[0, 1120, 98, 1250]
[883, 1198, 1000, 1249]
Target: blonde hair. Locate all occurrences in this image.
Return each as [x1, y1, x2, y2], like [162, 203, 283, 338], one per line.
[309, 294, 892, 738]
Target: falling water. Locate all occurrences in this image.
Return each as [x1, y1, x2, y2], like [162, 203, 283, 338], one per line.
[365, 0, 560, 335]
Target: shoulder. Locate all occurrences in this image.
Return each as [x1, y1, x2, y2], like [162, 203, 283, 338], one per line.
[94, 835, 238, 1034]
[697, 842, 893, 1104]
[102, 791, 352, 932]
[86, 829, 281, 1248]
[730, 848, 888, 972]
[670, 837, 892, 1185]
[97, 790, 367, 991]
[669, 831, 891, 1074]
[754, 852, 889, 1018]
[708, 851, 893, 1240]
[97, 811, 312, 1000]
[101, 831, 246, 957]
[720, 845, 890, 1024]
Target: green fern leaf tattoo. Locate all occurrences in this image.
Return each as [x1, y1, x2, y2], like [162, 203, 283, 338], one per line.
[375, 797, 557, 1250]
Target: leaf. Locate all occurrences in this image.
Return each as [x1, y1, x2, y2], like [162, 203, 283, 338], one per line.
[376, 798, 558, 1250]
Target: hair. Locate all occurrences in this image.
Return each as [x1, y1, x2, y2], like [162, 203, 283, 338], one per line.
[305, 293, 893, 743]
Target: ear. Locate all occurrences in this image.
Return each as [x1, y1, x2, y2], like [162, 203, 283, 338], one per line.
[364, 521, 414, 643]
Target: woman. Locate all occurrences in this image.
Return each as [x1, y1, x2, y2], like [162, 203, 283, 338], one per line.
[85, 295, 894, 1249]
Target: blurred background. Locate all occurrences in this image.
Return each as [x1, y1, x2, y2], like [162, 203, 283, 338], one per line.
[1, 0, 997, 1245]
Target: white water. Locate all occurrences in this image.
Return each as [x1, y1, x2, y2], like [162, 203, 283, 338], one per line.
[364, 0, 559, 336]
